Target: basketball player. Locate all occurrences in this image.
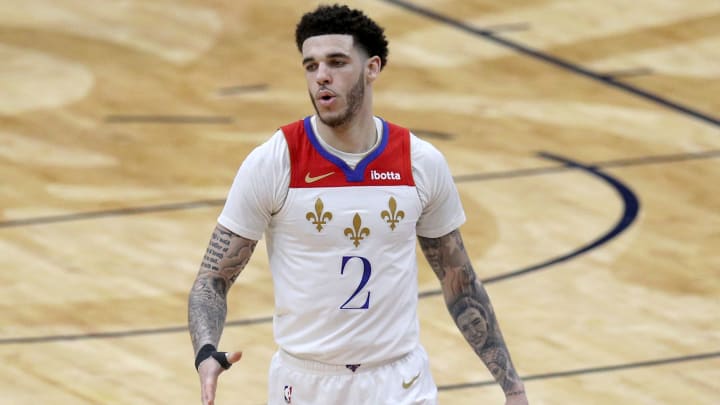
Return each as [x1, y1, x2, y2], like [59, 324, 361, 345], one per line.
[188, 4, 528, 405]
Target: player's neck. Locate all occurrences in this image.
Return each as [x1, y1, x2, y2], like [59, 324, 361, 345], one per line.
[315, 112, 377, 154]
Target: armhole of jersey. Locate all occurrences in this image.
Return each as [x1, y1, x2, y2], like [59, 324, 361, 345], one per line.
[403, 128, 414, 186]
[387, 122, 415, 187]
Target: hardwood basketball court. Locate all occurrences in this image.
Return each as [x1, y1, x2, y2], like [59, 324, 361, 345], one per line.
[1, 0, 718, 403]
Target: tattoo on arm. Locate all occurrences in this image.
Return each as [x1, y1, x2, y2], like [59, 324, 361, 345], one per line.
[188, 225, 257, 354]
[418, 230, 524, 395]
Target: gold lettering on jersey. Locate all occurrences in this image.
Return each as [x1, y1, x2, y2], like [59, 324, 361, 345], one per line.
[344, 213, 370, 247]
[306, 198, 333, 231]
[381, 197, 405, 230]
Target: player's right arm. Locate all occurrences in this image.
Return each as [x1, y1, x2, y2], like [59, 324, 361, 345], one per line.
[188, 224, 257, 405]
[188, 131, 285, 404]
[189, 131, 285, 353]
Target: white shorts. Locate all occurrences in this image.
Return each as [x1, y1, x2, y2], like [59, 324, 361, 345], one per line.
[267, 345, 438, 405]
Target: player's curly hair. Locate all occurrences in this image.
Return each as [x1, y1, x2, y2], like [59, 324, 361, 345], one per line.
[295, 4, 389, 69]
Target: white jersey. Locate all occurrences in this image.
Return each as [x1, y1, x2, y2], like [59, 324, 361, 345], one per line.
[218, 116, 465, 364]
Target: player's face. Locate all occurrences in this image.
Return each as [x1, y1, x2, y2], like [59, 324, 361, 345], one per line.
[457, 307, 489, 347]
[302, 34, 377, 128]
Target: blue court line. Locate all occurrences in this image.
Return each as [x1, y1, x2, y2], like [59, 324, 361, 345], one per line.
[1, 150, 714, 229]
[0, 199, 225, 228]
[0, 316, 273, 345]
[381, 0, 720, 128]
[105, 115, 234, 124]
[438, 351, 720, 391]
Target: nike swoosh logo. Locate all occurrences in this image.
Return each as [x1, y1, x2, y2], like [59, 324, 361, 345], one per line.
[402, 372, 421, 389]
[305, 171, 335, 183]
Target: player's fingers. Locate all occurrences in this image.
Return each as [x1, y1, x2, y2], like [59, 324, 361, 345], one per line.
[201, 377, 217, 405]
[226, 351, 243, 364]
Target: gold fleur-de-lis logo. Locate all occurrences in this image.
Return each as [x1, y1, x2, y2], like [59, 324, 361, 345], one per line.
[306, 198, 332, 231]
[344, 213, 370, 247]
[381, 197, 405, 230]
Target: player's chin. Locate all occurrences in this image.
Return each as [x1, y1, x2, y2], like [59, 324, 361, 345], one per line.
[318, 111, 348, 127]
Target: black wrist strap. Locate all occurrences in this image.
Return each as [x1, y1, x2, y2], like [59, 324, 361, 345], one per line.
[211, 351, 232, 369]
[195, 344, 232, 370]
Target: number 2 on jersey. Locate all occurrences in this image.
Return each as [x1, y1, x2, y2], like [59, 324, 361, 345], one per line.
[339, 255, 371, 309]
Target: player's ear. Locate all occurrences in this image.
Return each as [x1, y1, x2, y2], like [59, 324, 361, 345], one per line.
[366, 55, 381, 83]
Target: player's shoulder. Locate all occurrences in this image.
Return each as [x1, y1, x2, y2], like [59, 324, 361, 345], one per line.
[242, 129, 289, 169]
[409, 131, 447, 166]
[256, 128, 288, 152]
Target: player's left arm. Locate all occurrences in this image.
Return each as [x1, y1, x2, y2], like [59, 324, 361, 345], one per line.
[418, 229, 528, 404]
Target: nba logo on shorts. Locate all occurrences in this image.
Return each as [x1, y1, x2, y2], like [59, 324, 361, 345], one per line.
[283, 385, 292, 404]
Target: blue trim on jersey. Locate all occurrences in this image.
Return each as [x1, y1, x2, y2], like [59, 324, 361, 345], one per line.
[303, 116, 389, 182]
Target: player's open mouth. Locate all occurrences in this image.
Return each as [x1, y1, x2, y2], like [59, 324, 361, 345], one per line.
[318, 95, 336, 106]
[317, 90, 337, 106]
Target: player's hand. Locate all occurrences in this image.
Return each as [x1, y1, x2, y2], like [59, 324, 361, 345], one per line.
[197, 351, 243, 405]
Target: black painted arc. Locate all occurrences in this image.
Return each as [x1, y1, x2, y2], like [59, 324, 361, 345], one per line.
[489, 151, 641, 282]
[419, 151, 640, 300]
[381, 0, 720, 128]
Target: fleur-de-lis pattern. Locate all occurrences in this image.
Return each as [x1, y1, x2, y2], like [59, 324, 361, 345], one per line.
[380, 197, 405, 230]
[344, 213, 370, 247]
[306, 198, 333, 231]
[305, 196, 412, 246]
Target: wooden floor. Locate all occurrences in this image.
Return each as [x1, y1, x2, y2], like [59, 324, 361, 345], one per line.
[1, 0, 719, 403]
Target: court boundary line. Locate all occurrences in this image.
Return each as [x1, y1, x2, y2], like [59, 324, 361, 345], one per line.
[105, 115, 234, 124]
[2, 4, 717, 398]
[1, 152, 638, 344]
[0, 151, 712, 391]
[381, 0, 720, 128]
[438, 351, 720, 391]
[0, 316, 273, 345]
[0, 199, 225, 228]
[1, 150, 716, 229]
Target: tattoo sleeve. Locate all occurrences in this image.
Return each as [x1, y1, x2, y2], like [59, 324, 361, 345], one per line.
[188, 224, 257, 354]
[418, 230, 525, 396]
